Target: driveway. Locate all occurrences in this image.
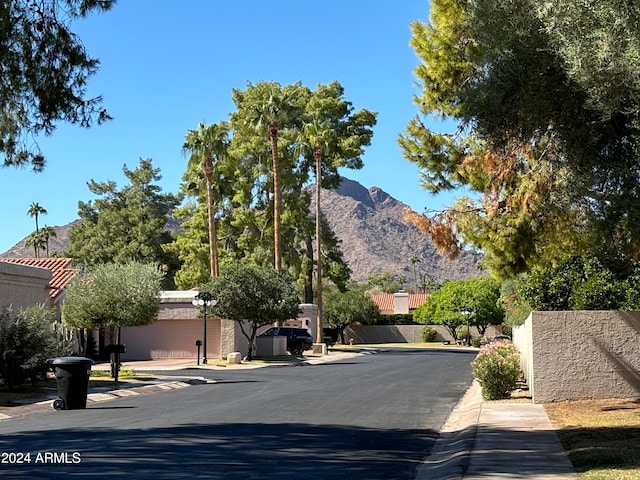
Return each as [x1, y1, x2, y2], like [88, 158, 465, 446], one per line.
[0, 348, 475, 479]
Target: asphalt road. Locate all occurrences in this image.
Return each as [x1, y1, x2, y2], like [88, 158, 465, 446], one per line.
[0, 348, 475, 480]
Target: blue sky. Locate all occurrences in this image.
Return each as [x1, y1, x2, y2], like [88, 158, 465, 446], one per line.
[0, 0, 459, 253]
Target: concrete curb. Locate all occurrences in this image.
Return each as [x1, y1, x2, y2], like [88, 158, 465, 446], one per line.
[415, 380, 482, 480]
[0, 378, 208, 421]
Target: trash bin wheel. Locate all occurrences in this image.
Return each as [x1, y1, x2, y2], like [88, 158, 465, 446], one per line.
[53, 398, 65, 411]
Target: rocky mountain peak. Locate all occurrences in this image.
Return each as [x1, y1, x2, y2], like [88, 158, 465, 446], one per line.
[2, 178, 481, 285]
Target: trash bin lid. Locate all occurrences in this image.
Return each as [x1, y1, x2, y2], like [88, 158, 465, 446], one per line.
[46, 356, 95, 365]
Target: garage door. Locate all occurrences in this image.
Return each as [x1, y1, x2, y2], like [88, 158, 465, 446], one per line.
[120, 318, 221, 360]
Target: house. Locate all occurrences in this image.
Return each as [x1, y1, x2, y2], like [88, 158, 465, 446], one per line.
[370, 292, 429, 315]
[0, 258, 317, 361]
[0, 257, 78, 310]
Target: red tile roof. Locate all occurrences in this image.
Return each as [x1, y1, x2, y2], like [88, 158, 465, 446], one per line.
[370, 293, 430, 313]
[370, 293, 394, 312]
[0, 258, 79, 300]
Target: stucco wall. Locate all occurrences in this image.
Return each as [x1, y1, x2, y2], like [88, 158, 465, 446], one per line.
[0, 262, 51, 309]
[344, 324, 502, 344]
[513, 311, 640, 403]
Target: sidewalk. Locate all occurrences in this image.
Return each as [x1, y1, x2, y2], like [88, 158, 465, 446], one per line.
[0, 351, 577, 479]
[416, 380, 577, 479]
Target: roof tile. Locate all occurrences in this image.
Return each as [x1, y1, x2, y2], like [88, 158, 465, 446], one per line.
[0, 258, 79, 300]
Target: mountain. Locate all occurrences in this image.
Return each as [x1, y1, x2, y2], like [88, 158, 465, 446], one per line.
[1, 220, 80, 259]
[311, 177, 481, 284]
[1, 178, 481, 284]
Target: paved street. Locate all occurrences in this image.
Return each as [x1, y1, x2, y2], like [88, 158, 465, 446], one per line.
[0, 348, 475, 479]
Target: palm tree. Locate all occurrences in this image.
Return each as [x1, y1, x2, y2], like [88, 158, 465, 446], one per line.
[301, 119, 333, 345]
[410, 254, 421, 291]
[245, 84, 298, 272]
[25, 231, 46, 258]
[40, 225, 57, 257]
[183, 122, 230, 278]
[27, 202, 47, 235]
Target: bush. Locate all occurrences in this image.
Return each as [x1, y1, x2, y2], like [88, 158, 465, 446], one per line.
[471, 340, 521, 400]
[456, 328, 469, 341]
[421, 327, 437, 342]
[0, 306, 70, 389]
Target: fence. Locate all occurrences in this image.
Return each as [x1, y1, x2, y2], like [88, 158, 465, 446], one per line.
[513, 311, 640, 403]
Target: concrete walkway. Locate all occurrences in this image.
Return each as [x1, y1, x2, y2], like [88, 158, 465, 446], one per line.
[417, 380, 577, 479]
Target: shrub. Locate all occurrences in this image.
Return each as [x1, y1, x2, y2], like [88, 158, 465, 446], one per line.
[471, 340, 521, 400]
[421, 327, 437, 342]
[456, 328, 469, 341]
[0, 306, 70, 389]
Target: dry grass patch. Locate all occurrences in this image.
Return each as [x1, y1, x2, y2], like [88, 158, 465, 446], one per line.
[545, 397, 640, 479]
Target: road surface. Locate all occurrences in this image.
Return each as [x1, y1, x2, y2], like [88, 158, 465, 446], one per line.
[0, 348, 475, 479]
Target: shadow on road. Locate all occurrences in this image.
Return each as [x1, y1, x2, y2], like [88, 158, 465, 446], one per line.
[0, 421, 437, 479]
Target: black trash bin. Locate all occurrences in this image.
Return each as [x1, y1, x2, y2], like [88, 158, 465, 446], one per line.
[46, 357, 94, 411]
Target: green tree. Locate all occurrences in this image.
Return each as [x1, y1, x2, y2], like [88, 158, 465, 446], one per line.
[0, 306, 71, 389]
[182, 122, 230, 278]
[323, 288, 380, 344]
[241, 82, 302, 272]
[27, 202, 47, 235]
[203, 262, 300, 361]
[409, 254, 420, 291]
[61, 261, 163, 379]
[40, 225, 56, 257]
[170, 80, 375, 290]
[367, 272, 407, 293]
[414, 277, 503, 340]
[499, 279, 531, 328]
[299, 118, 334, 341]
[517, 251, 639, 313]
[25, 230, 45, 258]
[66, 159, 180, 286]
[400, 0, 640, 278]
[1, 0, 114, 170]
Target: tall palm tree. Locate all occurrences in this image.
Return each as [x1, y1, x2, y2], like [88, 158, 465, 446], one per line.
[246, 84, 298, 272]
[301, 119, 333, 345]
[183, 122, 230, 278]
[410, 254, 421, 291]
[27, 202, 47, 235]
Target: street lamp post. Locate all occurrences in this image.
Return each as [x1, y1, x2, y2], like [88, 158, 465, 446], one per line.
[461, 309, 472, 347]
[193, 291, 217, 365]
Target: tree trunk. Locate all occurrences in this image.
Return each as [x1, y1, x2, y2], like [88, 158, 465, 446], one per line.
[315, 147, 323, 346]
[304, 236, 314, 303]
[269, 123, 282, 273]
[204, 156, 219, 277]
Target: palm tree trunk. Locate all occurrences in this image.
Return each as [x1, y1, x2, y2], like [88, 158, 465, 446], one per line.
[315, 147, 323, 346]
[270, 123, 282, 273]
[204, 156, 219, 277]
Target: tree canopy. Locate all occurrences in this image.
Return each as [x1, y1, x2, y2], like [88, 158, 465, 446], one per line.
[516, 251, 640, 313]
[61, 261, 163, 330]
[167, 81, 375, 292]
[323, 287, 380, 344]
[1, 0, 114, 170]
[203, 262, 300, 360]
[66, 159, 180, 286]
[401, 0, 640, 278]
[414, 277, 503, 340]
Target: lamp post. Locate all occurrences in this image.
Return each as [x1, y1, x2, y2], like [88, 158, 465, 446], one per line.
[461, 309, 472, 347]
[193, 291, 217, 364]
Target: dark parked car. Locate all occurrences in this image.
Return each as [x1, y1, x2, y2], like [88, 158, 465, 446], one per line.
[258, 327, 314, 355]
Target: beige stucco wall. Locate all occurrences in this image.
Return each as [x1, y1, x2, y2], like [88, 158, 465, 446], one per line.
[0, 262, 51, 310]
[344, 324, 502, 344]
[513, 311, 640, 403]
